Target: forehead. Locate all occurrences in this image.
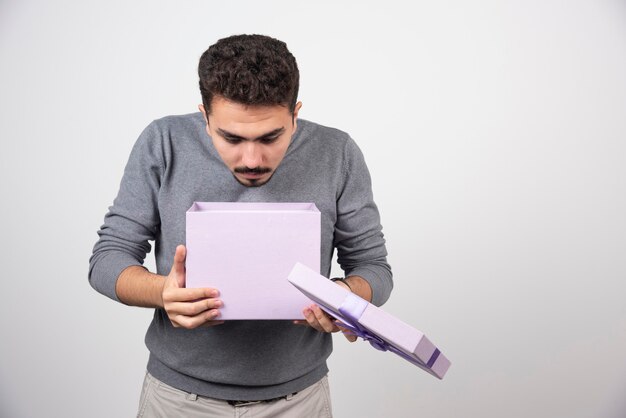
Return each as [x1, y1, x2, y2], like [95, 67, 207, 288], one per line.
[209, 97, 291, 135]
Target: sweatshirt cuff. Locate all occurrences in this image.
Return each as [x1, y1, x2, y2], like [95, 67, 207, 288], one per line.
[346, 265, 393, 306]
[89, 251, 143, 303]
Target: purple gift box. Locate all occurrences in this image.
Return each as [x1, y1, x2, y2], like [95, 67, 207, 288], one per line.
[186, 202, 320, 319]
[287, 263, 451, 379]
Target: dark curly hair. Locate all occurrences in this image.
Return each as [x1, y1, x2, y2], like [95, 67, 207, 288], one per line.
[198, 34, 300, 114]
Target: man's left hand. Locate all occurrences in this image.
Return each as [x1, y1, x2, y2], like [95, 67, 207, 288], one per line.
[293, 280, 358, 342]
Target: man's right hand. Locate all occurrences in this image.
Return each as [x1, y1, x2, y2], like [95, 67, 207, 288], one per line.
[162, 245, 224, 329]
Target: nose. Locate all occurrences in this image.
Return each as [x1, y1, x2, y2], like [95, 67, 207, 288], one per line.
[241, 142, 262, 168]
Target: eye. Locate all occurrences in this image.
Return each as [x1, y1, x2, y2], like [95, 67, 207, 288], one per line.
[260, 136, 279, 145]
[223, 137, 243, 145]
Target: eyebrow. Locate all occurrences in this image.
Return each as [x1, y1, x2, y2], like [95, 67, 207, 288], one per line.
[216, 127, 286, 142]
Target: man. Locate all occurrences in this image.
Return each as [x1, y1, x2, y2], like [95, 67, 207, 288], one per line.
[89, 34, 392, 417]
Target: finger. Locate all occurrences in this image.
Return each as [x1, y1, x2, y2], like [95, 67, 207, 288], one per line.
[172, 245, 186, 287]
[310, 306, 339, 333]
[167, 298, 222, 316]
[164, 287, 219, 303]
[302, 308, 324, 332]
[171, 308, 221, 329]
[310, 306, 337, 332]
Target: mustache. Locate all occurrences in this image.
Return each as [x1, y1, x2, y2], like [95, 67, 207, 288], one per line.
[234, 167, 272, 175]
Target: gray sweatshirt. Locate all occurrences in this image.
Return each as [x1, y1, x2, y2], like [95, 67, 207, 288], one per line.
[89, 112, 392, 400]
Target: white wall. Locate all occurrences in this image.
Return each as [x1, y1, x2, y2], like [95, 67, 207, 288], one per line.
[1, 1, 625, 417]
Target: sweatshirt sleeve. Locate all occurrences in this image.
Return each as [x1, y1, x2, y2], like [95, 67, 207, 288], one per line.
[334, 137, 393, 306]
[88, 122, 164, 302]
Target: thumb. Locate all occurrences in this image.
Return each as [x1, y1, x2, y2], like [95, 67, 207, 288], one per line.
[171, 245, 187, 288]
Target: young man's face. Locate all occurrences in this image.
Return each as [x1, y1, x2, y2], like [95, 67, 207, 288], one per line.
[200, 96, 302, 187]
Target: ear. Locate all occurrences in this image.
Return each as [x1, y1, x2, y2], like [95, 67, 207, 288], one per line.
[198, 104, 212, 137]
[292, 101, 303, 129]
[198, 104, 209, 124]
[293, 101, 302, 119]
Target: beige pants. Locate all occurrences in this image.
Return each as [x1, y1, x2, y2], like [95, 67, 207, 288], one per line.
[137, 372, 333, 418]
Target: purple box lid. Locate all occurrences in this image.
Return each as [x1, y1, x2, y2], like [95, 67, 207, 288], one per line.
[287, 262, 451, 379]
[186, 202, 320, 319]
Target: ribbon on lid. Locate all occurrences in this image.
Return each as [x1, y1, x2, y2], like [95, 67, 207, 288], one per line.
[321, 292, 441, 374]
